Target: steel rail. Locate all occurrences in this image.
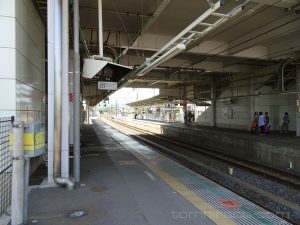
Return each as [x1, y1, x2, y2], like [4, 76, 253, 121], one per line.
[106, 118, 300, 188]
[103, 118, 300, 224]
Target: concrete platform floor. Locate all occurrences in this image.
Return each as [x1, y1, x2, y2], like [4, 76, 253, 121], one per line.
[28, 121, 215, 225]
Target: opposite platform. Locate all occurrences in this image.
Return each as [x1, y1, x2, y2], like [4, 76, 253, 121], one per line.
[116, 117, 300, 175]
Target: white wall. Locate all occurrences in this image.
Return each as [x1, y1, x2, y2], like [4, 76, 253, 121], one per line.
[0, 0, 45, 123]
[196, 67, 297, 131]
[256, 88, 296, 131]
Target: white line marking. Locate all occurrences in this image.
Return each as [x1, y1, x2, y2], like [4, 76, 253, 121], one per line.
[144, 171, 156, 181]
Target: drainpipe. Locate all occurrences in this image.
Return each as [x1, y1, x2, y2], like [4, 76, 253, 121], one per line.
[47, 0, 54, 184]
[98, 0, 104, 58]
[73, 0, 81, 183]
[54, 0, 74, 190]
[61, 0, 69, 178]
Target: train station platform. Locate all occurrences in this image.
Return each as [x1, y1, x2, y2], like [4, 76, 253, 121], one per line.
[125, 118, 300, 146]
[110, 117, 300, 175]
[28, 120, 290, 225]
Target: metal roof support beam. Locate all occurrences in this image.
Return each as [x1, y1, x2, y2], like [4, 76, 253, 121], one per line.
[138, 44, 186, 76]
[154, 1, 222, 56]
[227, 14, 300, 56]
[134, 0, 229, 77]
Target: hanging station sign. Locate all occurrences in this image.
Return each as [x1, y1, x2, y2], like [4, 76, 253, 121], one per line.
[98, 81, 118, 90]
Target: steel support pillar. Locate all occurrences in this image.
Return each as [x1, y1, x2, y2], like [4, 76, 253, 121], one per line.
[73, 0, 81, 183]
[249, 77, 255, 129]
[86, 101, 90, 124]
[182, 99, 187, 124]
[210, 81, 216, 127]
[296, 65, 300, 137]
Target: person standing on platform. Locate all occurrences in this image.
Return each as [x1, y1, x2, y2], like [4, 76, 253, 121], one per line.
[281, 112, 290, 134]
[187, 111, 192, 126]
[264, 112, 270, 135]
[191, 112, 195, 122]
[258, 112, 265, 135]
[184, 111, 188, 125]
[251, 112, 258, 134]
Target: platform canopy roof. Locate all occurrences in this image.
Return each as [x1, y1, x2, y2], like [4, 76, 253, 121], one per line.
[126, 95, 176, 107]
[33, 0, 300, 105]
[126, 95, 211, 107]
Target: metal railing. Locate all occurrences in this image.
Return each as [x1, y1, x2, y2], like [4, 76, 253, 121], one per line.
[0, 116, 13, 217]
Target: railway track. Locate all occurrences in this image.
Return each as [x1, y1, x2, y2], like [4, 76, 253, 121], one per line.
[102, 117, 300, 225]
[107, 118, 300, 186]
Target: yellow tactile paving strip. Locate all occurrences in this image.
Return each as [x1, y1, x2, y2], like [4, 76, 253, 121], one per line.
[129, 149, 238, 225]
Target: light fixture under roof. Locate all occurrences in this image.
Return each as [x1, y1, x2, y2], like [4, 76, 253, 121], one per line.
[82, 0, 131, 80]
[82, 58, 131, 80]
[132, 0, 248, 77]
[137, 43, 186, 77]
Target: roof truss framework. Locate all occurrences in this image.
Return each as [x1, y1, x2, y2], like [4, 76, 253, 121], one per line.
[32, 0, 300, 104]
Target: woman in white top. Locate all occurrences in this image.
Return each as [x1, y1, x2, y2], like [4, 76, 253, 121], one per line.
[258, 112, 265, 135]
